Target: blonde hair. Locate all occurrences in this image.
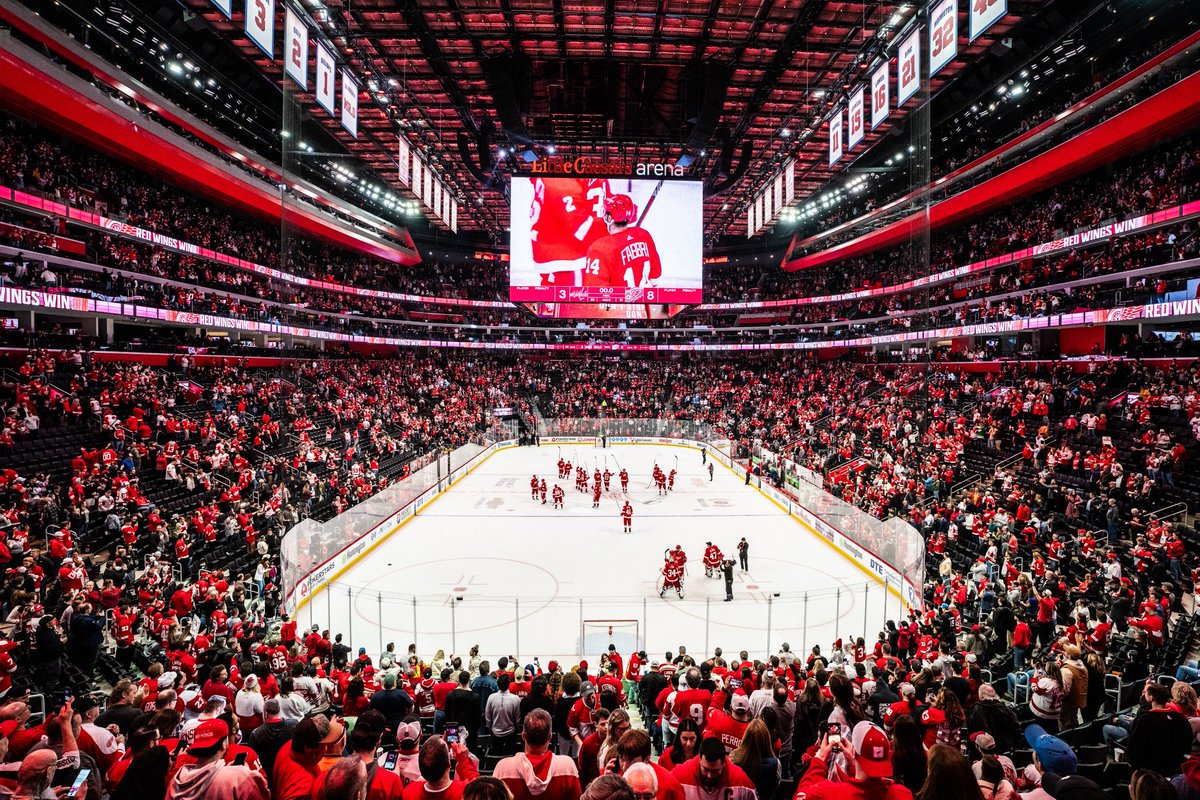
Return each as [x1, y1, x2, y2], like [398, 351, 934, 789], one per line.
[1171, 682, 1198, 715]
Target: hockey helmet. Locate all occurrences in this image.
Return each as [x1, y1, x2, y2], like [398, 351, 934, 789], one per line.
[603, 194, 638, 224]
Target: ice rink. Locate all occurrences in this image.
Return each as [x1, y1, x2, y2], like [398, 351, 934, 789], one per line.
[298, 443, 899, 664]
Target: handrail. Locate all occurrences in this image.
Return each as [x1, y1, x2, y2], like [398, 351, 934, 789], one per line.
[1150, 501, 1188, 521]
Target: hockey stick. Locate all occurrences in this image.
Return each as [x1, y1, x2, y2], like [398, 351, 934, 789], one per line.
[635, 179, 666, 228]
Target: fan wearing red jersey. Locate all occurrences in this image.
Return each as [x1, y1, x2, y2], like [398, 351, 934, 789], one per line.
[670, 669, 712, 736]
[583, 195, 663, 290]
[529, 177, 611, 287]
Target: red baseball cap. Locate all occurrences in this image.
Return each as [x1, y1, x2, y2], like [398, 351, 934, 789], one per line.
[851, 722, 893, 778]
[188, 719, 230, 752]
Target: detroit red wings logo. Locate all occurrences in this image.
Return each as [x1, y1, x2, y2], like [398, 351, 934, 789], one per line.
[1098, 306, 1142, 323]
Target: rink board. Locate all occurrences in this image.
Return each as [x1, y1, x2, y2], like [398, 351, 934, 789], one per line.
[294, 439, 906, 663]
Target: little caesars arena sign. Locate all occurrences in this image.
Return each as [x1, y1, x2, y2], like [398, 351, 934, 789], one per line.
[526, 155, 691, 178]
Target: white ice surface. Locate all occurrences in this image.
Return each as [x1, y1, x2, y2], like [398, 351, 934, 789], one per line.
[299, 444, 896, 665]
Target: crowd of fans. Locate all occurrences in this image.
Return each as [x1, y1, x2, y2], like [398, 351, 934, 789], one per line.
[0, 27, 1199, 800]
[0, 344, 1198, 800]
[2, 117, 1198, 336]
[784, 31, 1190, 251]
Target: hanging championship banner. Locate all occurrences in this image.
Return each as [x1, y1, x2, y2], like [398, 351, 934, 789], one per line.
[315, 44, 336, 116]
[871, 63, 889, 129]
[340, 69, 359, 138]
[747, 203, 755, 238]
[423, 168, 434, 208]
[897, 30, 921, 106]
[929, 0, 958, 76]
[284, 7, 308, 89]
[848, 87, 865, 149]
[828, 106, 844, 167]
[970, 0, 1006, 42]
[413, 158, 424, 201]
[398, 138, 411, 187]
[762, 186, 773, 225]
[245, 0, 275, 59]
[434, 181, 443, 221]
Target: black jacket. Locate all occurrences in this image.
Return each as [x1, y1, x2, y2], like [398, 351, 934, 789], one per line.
[1127, 708, 1192, 776]
[966, 700, 1022, 755]
[444, 687, 482, 733]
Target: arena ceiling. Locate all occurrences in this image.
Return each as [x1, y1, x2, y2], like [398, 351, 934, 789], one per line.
[169, 0, 1041, 240]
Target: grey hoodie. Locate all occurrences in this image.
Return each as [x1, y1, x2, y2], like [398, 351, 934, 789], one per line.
[166, 761, 269, 800]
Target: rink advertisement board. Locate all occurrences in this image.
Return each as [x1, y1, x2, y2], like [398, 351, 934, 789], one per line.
[286, 440, 517, 611]
[508, 176, 704, 305]
[755, 479, 920, 610]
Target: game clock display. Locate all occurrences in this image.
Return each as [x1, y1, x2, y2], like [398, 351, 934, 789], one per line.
[508, 177, 704, 304]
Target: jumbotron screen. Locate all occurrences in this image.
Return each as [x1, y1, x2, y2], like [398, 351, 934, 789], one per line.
[509, 177, 703, 304]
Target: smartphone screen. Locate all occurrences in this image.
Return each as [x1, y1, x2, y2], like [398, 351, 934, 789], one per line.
[383, 751, 399, 771]
[827, 723, 842, 744]
[444, 724, 459, 745]
[68, 769, 90, 798]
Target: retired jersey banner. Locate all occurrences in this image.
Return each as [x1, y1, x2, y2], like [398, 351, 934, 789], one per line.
[871, 63, 889, 129]
[245, 0, 275, 59]
[785, 160, 795, 203]
[398, 139, 411, 186]
[897, 30, 921, 106]
[929, 0, 958, 76]
[315, 44, 336, 116]
[848, 87, 865, 149]
[434, 181, 443, 221]
[212, 0, 232, 17]
[284, 7, 309, 89]
[747, 202, 755, 238]
[413, 158, 424, 201]
[450, 203, 458, 234]
[828, 106, 844, 167]
[423, 167, 434, 207]
[340, 69, 359, 138]
[970, 0, 1006, 41]
[773, 172, 783, 212]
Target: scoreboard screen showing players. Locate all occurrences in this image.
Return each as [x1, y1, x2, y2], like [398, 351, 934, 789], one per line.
[508, 177, 703, 304]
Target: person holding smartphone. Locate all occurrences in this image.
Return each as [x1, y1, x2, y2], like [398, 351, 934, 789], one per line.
[793, 721, 913, 800]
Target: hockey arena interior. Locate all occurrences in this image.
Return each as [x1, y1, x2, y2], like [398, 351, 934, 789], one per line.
[0, 0, 1199, 798]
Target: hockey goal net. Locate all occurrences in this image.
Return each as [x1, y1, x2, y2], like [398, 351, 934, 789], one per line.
[581, 619, 640, 658]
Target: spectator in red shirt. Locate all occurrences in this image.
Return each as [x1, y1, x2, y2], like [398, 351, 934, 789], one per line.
[1012, 615, 1032, 672]
[402, 733, 480, 800]
[271, 715, 327, 800]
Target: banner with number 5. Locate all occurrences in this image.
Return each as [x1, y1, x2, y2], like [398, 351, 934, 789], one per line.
[969, 0, 1006, 41]
[929, 0, 958, 77]
[897, 30, 920, 106]
[244, 0, 275, 59]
